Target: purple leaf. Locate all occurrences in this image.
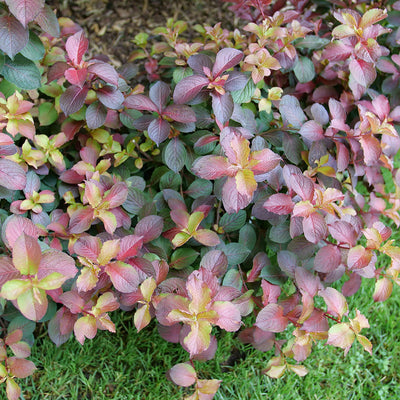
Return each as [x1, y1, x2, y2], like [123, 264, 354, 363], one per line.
[224, 71, 248, 91]
[173, 75, 209, 104]
[349, 59, 376, 87]
[148, 117, 171, 146]
[299, 120, 324, 141]
[38, 250, 78, 280]
[0, 15, 29, 58]
[133, 114, 157, 130]
[86, 101, 108, 129]
[314, 245, 341, 273]
[124, 94, 158, 112]
[5, 0, 45, 27]
[255, 303, 288, 332]
[134, 215, 164, 243]
[47, 61, 69, 83]
[163, 104, 196, 123]
[192, 155, 231, 179]
[88, 61, 119, 86]
[212, 48, 243, 77]
[168, 363, 197, 387]
[65, 30, 88, 65]
[60, 85, 89, 116]
[34, 4, 60, 37]
[188, 53, 213, 75]
[303, 212, 327, 244]
[0, 159, 26, 190]
[96, 86, 124, 109]
[211, 92, 234, 124]
[149, 81, 170, 111]
[279, 95, 306, 129]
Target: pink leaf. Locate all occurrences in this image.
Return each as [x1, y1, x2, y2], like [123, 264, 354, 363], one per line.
[261, 280, 281, 305]
[342, 273, 362, 297]
[250, 148, 281, 175]
[0, 159, 26, 190]
[314, 245, 341, 273]
[123, 94, 158, 112]
[328, 221, 358, 246]
[303, 212, 327, 244]
[349, 59, 376, 87]
[222, 176, 251, 213]
[0, 257, 20, 289]
[173, 75, 209, 104]
[263, 193, 294, 215]
[0, 15, 29, 58]
[7, 358, 36, 378]
[168, 363, 197, 387]
[295, 267, 320, 297]
[74, 315, 97, 345]
[211, 92, 234, 124]
[192, 155, 231, 180]
[68, 207, 94, 234]
[105, 261, 142, 293]
[64, 67, 88, 87]
[299, 120, 324, 141]
[5, 0, 44, 27]
[117, 235, 144, 260]
[347, 246, 372, 270]
[60, 85, 89, 116]
[38, 250, 78, 280]
[74, 236, 100, 260]
[163, 104, 196, 123]
[17, 287, 48, 321]
[212, 48, 243, 77]
[12, 233, 41, 275]
[200, 250, 228, 277]
[211, 301, 241, 331]
[134, 215, 163, 243]
[255, 303, 288, 332]
[373, 277, 393, 302]
[103, 182, 128, 208]
[65, 30, 88, 65]
[319, 287, 348, 318]
[88, 61, 119, 86]
[359, 135, 381, 166]
[327, 322, 354, 351]
[194, 229, 220, 246]
[183, 320, 212, 357]
[3, 216, 40, 249]
[247, 252, 270, 283]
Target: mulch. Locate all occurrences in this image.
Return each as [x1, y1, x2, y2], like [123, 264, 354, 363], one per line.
[46, 0, 239, 67]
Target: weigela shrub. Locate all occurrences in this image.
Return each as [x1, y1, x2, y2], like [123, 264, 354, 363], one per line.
[0, 0, 400, 398]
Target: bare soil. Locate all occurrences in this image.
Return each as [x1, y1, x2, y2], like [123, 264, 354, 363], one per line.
[47, 0, 238, 66]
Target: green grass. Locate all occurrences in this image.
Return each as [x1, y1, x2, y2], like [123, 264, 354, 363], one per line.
[2, 278, 399, 400]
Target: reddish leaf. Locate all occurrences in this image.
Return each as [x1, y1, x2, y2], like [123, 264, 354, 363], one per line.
[103, 182, 128, 208]
[64, 67, 88, 87]
[299, 120, 324, 141]
[74, 315, 97, 345]
[295, 267, 320, 297]
[60, 85, 89, 116]
[7, 358, 36, 378]
[255, 304, 288, 332]
[12, 233, 41, 275]
[359, 135, 381, 166]
[65, 30, 88, 65]
[0, 257, 20, 288]
[3, 216, 40, 249]
[168, 363, 197, 387]
[173, 75, 209, 104]
[342, 273, 362, 297]
[88, 61, 119, 86]
[5, 0, 44, 26]
[373, 277, 392, 302]
[247, 252, 270, 283]
[314, 245, 341, 273]
[212, 47, 243, 77]
[0, 159, 26, 190]
[349, 59, 376, 87]
[17, 287, 48, 321]
[263, 194, 294, 215]
[200, 250, 228, 277]
[38, 250, 78, 280]
[117, 235, 143, 260]
[319, 287, 348, 318]
[123, 94, 158, 112]
[303, 212, 327, 244]
[105, 261, 141, 293]
[192, 155, 231, 179]
[328, 221, 358, 246]
[261, 280, 281, 305]
[0, 15, 29, 58]
[163, 104, 196, 123]
[68, 207, 94, 234]
[222, 176, 251, 213]
[347, 246, 372, 270]
[194, 229, 220, 246]
[134, 215, 163, 243]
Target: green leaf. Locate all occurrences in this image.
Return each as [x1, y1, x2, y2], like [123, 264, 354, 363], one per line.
[231, 78, 256, 104]
[293, 56, 315, 83]
[186, 179, 213, 199]
[163, 138, 187, 173]
[173, 67, 193, 84]
[294, 36, 330, 50]
[119, 109, 142, 129]
[269, 223, 291, 244]
[239, 224, 256, 251]
[20, 31, 45, 61]
[38, 102, 58, 126]
[171, 248, 199, 269]
[159, 171, 182, 190]
[123, 187, 150, 215]
[219, 210, 246, 233]
[2, 54, 41, 90]
[223, 243, 251, 265]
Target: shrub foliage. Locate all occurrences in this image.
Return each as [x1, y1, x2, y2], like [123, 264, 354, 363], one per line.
[0, 0, 400, 398]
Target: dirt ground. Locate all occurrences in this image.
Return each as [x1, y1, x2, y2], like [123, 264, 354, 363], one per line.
[47, 0, 238, 66]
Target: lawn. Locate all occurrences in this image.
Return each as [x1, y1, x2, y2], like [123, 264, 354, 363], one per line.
[4, 277, 399, 400]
